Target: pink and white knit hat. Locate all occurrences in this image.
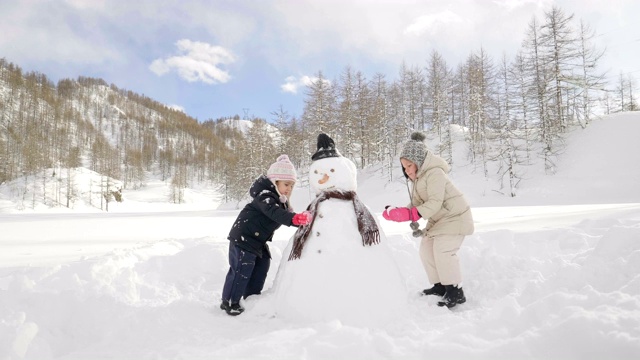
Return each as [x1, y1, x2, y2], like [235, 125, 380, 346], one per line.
[267, 155, 297, 183]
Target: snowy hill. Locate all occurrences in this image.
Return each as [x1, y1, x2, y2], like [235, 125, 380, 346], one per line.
[1, 112, 639, 359]
[324, 111, 640, 212]
[220, 117, 281, 145]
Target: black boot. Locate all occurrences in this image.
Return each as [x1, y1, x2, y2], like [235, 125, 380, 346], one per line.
[437, 285, 466, 308]
[422, 282, 446, 296]
[226, 302, 244, 316]
[220, 299, 244, 315]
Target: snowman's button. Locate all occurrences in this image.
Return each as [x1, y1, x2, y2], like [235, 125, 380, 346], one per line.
[316, 232, 320, 236]
[317, 250, 322, 254]
[319, 213, 324, 218]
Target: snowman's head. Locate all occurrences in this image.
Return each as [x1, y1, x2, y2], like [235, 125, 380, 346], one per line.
[309, 133, 357, 194]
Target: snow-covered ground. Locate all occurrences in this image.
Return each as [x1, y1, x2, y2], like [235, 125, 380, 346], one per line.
[1, 113, 639, 359]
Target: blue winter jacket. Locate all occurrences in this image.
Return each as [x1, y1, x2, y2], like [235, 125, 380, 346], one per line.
[227, 175, 295, 258]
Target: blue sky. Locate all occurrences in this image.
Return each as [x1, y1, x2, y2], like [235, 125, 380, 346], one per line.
[1, 0, 638, 122]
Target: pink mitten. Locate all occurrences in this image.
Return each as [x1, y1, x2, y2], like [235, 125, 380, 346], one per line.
[292, 211, 312, 226]
[382, 206, 420, 222]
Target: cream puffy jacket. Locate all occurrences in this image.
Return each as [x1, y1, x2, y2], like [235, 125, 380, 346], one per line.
[408, 152, 474, 236]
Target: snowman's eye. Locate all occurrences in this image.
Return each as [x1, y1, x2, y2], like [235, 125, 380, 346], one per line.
[330, 169, 335, 172]
[314, 170, 318, 174]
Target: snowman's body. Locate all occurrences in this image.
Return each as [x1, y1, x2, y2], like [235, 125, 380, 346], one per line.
[272, 146, 407, 325]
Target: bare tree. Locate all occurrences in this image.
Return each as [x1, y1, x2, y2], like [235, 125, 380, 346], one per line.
[426, 50, 451, 142]
[490, 55, 528, 197]
[336, 66, 358, 161]
[540, 6, 578, 132]
[353, 70, 373, 169]
[574, 19, 607, 127]
[465, 48, 497, 177]
[397, 63, 427, 131]
[170, 163, 188, 204]
[628, 75, 638, 111]
[271, 105, 292, 155]
[369, 73, 396, 181]
[246, 118, 277, 175]
[522, 17, 557, 173]
[303, 71, 337, 135]
[509, 51, 535, 162]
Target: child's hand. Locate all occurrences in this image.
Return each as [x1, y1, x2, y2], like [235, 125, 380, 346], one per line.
[292, 211, 312, 226]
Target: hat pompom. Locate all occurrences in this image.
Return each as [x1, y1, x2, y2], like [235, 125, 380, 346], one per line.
[317, 133, 333, 150]
[267, 154, 297, 183]
[410, 132, 426, 142]
[311, 133, 340, 161]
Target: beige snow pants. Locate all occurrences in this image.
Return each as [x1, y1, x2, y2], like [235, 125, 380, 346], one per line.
[419, 233, 465, 286]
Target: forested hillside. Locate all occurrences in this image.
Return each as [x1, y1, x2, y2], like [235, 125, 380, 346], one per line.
[0, 6, 637, 211]
[0, 59, 253, 208]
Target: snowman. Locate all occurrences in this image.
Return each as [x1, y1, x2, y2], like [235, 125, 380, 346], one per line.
[271, 133, 407, 325]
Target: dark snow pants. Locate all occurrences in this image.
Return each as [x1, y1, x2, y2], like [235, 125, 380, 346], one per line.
[221, 242, 271, 304]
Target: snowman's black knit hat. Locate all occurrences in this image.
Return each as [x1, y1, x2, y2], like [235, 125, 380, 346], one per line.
[311, 133, 341, 161]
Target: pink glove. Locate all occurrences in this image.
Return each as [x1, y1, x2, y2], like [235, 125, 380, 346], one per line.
[382, 206, 420, 222]
[292, 211, 312, 226]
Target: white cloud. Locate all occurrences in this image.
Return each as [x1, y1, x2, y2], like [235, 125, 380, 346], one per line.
[263, 0, 554, 71]
[149, 39, 236, 84]
[0, 1, 122, 65]
[492, 0, 552, 12]
[280, 76, 299, 94]
[64, 0, 107, 10]
[167, 104, 185, 113]
[280, 75, 330, 94]
[404, 10, 465, 36]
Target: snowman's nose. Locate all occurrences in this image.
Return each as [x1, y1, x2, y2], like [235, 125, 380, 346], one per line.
[318, 173, 330, 185]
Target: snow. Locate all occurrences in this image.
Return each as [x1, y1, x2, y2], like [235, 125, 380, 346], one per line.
[1, 113, 640, 359]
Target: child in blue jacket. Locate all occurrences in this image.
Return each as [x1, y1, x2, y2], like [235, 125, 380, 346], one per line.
[220, 155, 311, 316]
